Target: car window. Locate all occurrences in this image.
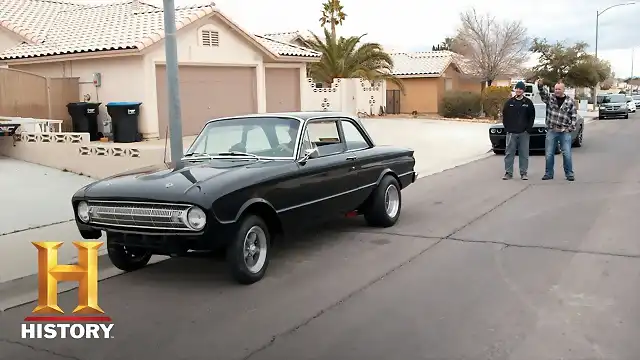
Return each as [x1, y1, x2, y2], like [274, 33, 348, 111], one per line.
[305, 120, 344, 157]
[245, 126, 271, 153]
[602, 94, 627, 103]
[275, 123, 294, 144]
[341, 120, 370, 151]
[633, 95, 640, 100]
[186, 117, 300, 158]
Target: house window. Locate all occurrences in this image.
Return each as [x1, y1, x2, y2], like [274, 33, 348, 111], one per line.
[445, 78, 453, 91]
[201, 30, 219, 47]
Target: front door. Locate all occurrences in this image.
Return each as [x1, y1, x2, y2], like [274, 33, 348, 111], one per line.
[277, 118, 354, 228]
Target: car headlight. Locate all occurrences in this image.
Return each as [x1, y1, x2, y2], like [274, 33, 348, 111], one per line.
[77, 201, 90, 223]
[490, 128, 496, 134]
[620, 104, 627, 109]
[184, 206, 206, 230]
[537, 128, 545, 133]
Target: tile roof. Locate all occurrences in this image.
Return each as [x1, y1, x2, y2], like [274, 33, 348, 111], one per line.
[254, 35, 319, 58]
[260, 31, 303, 44]
[389, 51, 454, 77]
[0, 0, 320, 60]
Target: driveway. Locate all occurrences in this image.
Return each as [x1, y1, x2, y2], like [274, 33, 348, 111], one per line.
[0, 157, 99, 283]
[1, 114, 639, 359]
[361, 117, 492, 176]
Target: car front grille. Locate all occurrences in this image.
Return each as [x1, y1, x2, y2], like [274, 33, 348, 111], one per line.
[604, 106, 620, 111]
[87, 201, 193, 231]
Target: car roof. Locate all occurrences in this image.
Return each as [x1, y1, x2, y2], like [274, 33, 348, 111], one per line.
[205, 111, 361, 125]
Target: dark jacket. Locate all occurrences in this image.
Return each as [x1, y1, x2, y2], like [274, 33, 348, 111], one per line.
[502, 96, 535, 133]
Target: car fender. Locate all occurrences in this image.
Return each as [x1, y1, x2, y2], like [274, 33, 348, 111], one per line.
[375, 168, 401, 187]
[221, 198, 278, 225]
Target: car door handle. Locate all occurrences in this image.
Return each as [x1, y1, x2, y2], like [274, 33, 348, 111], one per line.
[346, 156, 357, 161]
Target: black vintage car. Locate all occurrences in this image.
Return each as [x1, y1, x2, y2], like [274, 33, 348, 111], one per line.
[489, 103, 584, 154]
[72, 112, 417, 284]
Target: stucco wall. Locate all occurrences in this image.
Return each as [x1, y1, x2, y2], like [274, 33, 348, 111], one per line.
[0, 28, 22, 54]
[387, 78, 440, 114]
[387, 64, 483, 114]
[301, 78, 386, 115]
[9, 56, 147, 134]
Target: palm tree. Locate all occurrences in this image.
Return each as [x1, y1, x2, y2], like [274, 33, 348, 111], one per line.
[319, 0, 346, 38]
[306, 28, 404, 92]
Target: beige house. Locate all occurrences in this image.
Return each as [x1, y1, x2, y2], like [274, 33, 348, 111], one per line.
[0, 0, 321, 139]
[385, 51, 483, 114]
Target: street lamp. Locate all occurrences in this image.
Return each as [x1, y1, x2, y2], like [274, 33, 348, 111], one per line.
[593, 2, 636, 104]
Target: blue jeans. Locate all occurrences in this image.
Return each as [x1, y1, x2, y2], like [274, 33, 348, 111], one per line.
[545, 130, 573, 177]
[504, 132, 530, 175]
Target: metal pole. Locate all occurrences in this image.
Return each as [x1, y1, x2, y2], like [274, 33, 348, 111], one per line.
[592, 12, 599, 106]
[631, 47, 635, 79]
[162, 0, 184, 163]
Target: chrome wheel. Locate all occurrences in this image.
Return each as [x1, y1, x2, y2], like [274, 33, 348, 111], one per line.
[243, 226, 268, 273]
[384, 184, 400, 218]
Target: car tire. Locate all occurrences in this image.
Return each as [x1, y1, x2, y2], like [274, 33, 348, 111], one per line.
[226, 215, 271, 285]
[363, 175, 402, 228]
[624, 114, 629, 119]
[572, 126, 583, 147]
[493, 149, 505, 155]
[106, 236, 152, 272]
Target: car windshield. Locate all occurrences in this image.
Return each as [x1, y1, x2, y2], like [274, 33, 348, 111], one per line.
[601, 94, 627, 103]
[534, 104, 546, 118]
[512, 84, 534, 93]
[185, 117, 301, 159]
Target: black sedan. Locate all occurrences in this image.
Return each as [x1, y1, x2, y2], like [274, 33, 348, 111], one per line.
[489, 103, 584, 154]
[72, 112, 417, 284]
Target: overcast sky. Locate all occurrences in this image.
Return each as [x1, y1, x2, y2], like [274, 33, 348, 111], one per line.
[202, 0, 640, 79]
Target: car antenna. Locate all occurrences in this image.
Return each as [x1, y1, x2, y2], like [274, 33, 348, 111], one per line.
[163, 125, 169, 164]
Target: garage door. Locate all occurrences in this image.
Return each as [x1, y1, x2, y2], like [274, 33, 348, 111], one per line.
[265, 67, 301, 113]
[155, 65, 257, 138]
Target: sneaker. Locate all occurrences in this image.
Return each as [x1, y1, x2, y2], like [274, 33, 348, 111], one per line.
[502, 173, 513, 180]
[541, 175, 553, 180]
[566, 176, 575, 181]
[521, 174, 528, 180]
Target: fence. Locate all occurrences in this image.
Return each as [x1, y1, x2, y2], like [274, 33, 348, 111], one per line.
[301, 78, 386, 115]
[0, 68, 79, 131]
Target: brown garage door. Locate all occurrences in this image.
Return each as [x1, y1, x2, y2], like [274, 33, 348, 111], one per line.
[265, 67, 301, 113]
[156, 65, 257, 138]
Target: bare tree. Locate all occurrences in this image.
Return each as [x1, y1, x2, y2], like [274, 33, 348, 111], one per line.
[453, 8, 530, 86]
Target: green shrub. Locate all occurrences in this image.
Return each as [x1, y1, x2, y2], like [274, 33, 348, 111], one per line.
[439, 90, 482, 118]
[482, 86, 512, 120]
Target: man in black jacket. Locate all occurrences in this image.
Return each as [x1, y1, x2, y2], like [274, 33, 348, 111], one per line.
[501, 81, 536, 180]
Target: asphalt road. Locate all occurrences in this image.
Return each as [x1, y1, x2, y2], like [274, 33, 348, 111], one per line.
[1, 114, 640, 360]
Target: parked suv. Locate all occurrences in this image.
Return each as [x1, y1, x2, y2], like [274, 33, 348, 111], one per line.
[598, 94, 629, 119]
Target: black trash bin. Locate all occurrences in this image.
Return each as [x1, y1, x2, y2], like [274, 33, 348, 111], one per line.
[106, 102, 142, 143]
[67, 102, 101, 141]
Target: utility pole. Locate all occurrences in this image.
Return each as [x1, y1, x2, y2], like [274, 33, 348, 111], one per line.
[593, 2, 636, 104]
[162, 0, 184, 163]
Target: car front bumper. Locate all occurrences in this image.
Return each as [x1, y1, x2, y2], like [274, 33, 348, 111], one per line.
[489, 133, 547, 151]
[599, 111, 627, 118]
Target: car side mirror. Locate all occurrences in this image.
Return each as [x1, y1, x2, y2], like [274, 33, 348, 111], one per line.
[297, 148, 318, 164]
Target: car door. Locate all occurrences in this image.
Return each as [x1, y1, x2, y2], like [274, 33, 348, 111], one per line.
[276, 118, 353, 228]
[337, 118, 378, 208]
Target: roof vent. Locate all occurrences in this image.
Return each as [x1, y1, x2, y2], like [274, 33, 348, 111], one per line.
[201, 30, 219, 47]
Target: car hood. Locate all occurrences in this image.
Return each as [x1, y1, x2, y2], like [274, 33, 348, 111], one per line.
[76, 159, 286, 204]
[491, 118, 546, 128]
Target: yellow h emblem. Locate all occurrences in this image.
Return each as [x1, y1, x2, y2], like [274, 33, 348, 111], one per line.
[32, 241, 104, 315]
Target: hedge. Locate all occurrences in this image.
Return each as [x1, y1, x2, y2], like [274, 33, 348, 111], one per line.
[439, 91, 482, 118]
[482, 86, 512, 120]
